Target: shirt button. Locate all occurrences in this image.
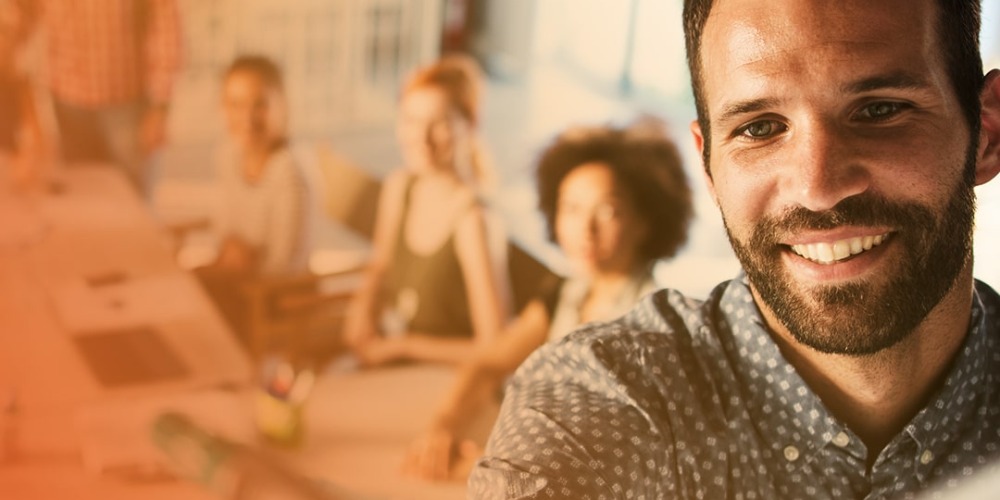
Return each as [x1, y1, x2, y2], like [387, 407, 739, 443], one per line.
[784, 445, 800, 462]
[832, 432, 850, 447]
[920, 450, 934, 465]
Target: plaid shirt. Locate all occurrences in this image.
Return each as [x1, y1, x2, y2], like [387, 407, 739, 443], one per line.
[16, 0, 182, 108]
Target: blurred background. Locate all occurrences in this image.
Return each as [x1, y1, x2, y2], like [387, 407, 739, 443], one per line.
[4, 3, 1000, 497]
[62, 0, 1000, 298]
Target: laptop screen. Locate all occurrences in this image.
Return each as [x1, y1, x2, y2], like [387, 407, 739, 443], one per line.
[73, 326, 190, 387]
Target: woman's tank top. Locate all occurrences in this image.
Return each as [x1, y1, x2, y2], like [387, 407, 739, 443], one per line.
[383, 176, 475, 337]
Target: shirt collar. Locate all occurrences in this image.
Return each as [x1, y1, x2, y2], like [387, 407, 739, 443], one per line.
[715, 277, 998, 471]
[901, 283, 996, 468]
[718, 277, 854, 471]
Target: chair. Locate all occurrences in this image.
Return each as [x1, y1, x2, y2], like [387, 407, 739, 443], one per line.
[507, 240, 560, 314]
[309, 144, 382, 241]
[241, 144, 382, 363]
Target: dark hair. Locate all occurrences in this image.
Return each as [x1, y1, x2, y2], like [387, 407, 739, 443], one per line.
[682, 0, 984, 173]
[535, 117, 694, 262]
[224, 54, 285, 91]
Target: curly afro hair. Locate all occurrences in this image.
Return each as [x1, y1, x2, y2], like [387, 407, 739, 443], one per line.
[535, 116, 694, 262]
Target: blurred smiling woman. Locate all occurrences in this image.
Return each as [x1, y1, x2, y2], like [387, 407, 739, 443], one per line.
[343, 55, 511, 367]
[197, 55, 310, 344]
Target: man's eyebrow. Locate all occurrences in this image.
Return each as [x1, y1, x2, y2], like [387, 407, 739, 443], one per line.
[717, 97, 781, 124]
[844, 72, 931, 94]
[715, 72, 932, 125]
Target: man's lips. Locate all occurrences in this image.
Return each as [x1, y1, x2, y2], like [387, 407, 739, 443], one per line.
[787, 232, 891, 265]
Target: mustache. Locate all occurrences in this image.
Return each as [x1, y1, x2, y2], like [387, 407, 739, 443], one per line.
[749, 194, 937, 245]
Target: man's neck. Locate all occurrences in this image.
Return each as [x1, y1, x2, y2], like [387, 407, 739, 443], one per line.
[756, 272, 975, 461]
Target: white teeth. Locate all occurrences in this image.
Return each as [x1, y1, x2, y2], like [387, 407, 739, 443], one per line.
[832, 241, 851, 261]
[790, 233, 889, 265]
[817, 243, 834, 263]
[849, 238, 863, 255]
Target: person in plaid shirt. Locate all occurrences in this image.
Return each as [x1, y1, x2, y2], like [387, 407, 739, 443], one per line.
[11, 0, 182, 197]
[0, 0, 45, 187]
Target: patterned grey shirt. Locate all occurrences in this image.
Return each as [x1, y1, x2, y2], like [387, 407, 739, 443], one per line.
[468, 276, 1000, 499]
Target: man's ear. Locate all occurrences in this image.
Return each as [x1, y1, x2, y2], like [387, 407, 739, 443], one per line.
[975, 69, 1000, 186]
[690, 120, 720, 207]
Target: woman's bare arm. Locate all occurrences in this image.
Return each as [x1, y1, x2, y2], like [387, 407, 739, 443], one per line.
[343, 169, 408, 347]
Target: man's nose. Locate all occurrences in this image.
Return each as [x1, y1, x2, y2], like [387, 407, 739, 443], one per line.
[785, 121, 870, 212]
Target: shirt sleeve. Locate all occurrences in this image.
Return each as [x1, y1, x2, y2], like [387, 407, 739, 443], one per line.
[468, 322, 674, 499]
[211, 145, 234, 238]
[143, 0, 183, 106]
[260, 152, 310, 274]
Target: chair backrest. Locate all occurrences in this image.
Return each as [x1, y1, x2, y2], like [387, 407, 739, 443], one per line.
[508, 240, 560, 314]
[312, 144, 382, 241]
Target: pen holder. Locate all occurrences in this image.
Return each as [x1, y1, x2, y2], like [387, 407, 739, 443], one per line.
[254, 357, 314, 449]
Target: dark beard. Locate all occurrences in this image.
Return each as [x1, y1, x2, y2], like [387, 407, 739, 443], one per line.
[724, 163, 976, 355]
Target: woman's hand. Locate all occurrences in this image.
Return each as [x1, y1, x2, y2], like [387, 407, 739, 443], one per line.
[353, 336, 407, 367]
[215, 236, 257, 273]
[402, 426, 483, 482]
[342, 300, 379, 350]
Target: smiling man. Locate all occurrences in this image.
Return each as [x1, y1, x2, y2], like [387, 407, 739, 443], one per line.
[468, 0, 1000, 498]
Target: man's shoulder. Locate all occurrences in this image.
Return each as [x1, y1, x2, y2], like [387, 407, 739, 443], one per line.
[474, 279, 750, 498]
[974, 279, 1000, 338]
[521, 279, 741, 383]
[567, 279, 734, 342]
[976, 279, 1000, 308]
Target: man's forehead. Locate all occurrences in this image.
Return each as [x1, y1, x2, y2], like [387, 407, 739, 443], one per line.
[701, 0, 935, 59]
[698, 0, 940, 98]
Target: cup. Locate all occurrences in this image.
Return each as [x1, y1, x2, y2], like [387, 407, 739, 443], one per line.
[254, 357, 314, 448]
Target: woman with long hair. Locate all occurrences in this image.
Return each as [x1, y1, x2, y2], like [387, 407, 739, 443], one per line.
[343, 55, 511, 366]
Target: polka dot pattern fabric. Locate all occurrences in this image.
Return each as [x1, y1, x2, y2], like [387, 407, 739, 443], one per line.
[468, 277, 1000, 499]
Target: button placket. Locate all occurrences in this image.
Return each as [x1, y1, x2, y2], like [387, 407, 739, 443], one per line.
[832, 432, 850, 448]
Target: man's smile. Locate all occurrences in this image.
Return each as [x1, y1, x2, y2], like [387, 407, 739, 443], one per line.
[789, 232, 891, 264]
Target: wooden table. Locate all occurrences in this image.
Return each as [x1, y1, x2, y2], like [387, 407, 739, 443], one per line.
[288, 363, 494, 500]
[0, 164, 251, 499]
[0, 165, 488, 499]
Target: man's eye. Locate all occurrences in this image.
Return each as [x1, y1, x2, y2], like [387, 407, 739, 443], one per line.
[857, 102, 906, 121]
[737, 120, 786, 140]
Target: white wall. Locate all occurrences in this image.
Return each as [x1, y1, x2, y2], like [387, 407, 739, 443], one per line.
[169, 0, 443, 144]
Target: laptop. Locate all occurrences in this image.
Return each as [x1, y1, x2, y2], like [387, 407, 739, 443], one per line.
[72, 325, 190, 388]
[47, 270, 250, 390]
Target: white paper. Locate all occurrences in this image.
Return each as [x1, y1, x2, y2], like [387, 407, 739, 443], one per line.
[47, 272, 203, 334]
[39, 193, 147, 232]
